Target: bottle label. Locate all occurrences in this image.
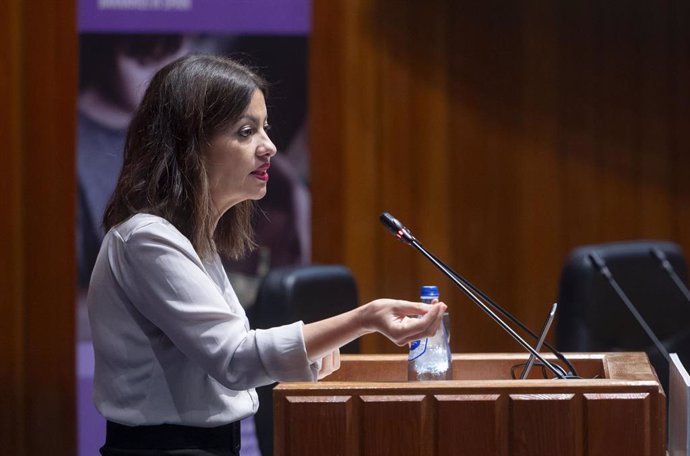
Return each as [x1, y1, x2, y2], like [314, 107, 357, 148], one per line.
[408, 337, 428, 360]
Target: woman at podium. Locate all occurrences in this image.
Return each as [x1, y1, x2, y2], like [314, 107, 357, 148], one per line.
[86, 54, 447, 456]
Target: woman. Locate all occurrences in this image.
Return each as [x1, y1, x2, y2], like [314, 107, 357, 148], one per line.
[88, 54, 446, 456]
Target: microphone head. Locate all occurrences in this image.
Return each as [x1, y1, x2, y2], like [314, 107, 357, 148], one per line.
[650, 247, 672, 271]
[379, 212, 416, 244]
[587, 251, 603, 269]
[587, 251, 612, 278]
[650, 247, 664, 261]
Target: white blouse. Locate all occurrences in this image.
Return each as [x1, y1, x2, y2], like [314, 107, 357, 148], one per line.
[87, 213, 318, 426]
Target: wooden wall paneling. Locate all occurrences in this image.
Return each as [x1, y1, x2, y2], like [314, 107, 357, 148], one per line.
[671, 0, 690, 251]
[435, 394, 507, 456]
[337, 0, 391, 353]
[377, 1, 416, 305]
[595, 2, 640, 242]
[23, 0, 77, 453]
[517, 1, 563, 327]
[445, 1, 526, 352]
[468, 2, 523, 320]
[0, 1, 25, 455]
[636, 1, 674, 237]
[404, 1, 452, 291]
[310, 0, 346, 265]
[557, 2, 605, 249]
[0, 0, 76, 455]
[341, 0, 381, 307]
[445, 3, 509, 353]
[311, 0, 690, 354]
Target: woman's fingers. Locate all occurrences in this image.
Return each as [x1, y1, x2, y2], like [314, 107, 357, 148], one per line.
[376, 299, 446, 346]
[390, 300, 432, 317]
[333, 348, 341, 371]
[317, 349, 341, 380]
[395, 305, 445, 345]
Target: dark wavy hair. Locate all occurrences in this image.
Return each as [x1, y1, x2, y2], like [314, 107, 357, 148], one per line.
[103, 54, 268, 260]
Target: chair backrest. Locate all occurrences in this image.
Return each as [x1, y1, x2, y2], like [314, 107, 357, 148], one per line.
[248, 264, 360, 347]
[246, 264, 360, 456]
[556, 240, 690, 391]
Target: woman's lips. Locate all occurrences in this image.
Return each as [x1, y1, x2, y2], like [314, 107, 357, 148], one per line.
[252, 170, 269, 182]
[251, 164, 270, 181]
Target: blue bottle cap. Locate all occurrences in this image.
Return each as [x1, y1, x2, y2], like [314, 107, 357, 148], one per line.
[420, 285, 439, 299]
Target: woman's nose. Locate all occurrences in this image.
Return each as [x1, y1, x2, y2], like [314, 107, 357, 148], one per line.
[259, 135, 277, 157]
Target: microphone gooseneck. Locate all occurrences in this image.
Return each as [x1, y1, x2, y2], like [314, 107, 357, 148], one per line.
[588, 251, 671, 364]
[379, 212, 570, 379]
[650, 248, 690, 303]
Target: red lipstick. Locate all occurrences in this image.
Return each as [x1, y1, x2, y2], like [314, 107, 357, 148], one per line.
[251, 163, 270, 182]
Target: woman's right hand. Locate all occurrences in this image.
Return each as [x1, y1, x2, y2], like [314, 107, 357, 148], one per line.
[302, 297, 447, 366]
[359, 298, 447, 346]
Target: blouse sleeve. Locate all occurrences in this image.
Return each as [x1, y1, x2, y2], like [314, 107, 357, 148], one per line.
[109, 221, 319, 389]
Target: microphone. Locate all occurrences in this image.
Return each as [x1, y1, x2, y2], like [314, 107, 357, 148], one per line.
[380, 212, 569, 379]
[588, 251, 671, 363]
[650, 247, 690, 303]
[379, 212, 416, 245]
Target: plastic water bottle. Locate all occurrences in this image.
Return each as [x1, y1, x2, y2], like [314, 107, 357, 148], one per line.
[408, 285, 452, 381]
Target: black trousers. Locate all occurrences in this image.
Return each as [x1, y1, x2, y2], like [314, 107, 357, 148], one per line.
[100, 421, 241, 456]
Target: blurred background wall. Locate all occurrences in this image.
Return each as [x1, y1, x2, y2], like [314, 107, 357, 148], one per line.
[310, 0, 690, 354]
[0, 0, 77, 455]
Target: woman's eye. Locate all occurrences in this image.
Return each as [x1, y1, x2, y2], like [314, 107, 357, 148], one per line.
[238, 127, 253, 138]
[264, 123, 272, 133]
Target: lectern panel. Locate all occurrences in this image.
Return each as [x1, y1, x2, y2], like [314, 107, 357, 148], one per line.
[509, 394, 581, 456]
[584, 393, 651, 456]
[279, 396, 353, 456]
[360, 395, 430, 456]
[435, 394, 507, 456]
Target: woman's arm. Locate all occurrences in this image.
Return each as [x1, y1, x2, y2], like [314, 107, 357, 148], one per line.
[302, 299, 447, 363]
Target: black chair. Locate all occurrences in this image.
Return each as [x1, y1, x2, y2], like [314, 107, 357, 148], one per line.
[556, 240, 690, 392]
[246, 264, 360, 456]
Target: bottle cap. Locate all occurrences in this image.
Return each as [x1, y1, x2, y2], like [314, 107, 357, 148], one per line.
[420, 285, 439, 299]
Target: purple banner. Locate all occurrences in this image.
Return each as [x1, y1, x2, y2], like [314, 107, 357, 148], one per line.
[78, 0, 311, 34]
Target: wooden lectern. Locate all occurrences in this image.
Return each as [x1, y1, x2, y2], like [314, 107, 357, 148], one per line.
[274, 353, 665, 456]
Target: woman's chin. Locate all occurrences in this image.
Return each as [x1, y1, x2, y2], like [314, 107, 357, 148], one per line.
[251, 188, 268, 201]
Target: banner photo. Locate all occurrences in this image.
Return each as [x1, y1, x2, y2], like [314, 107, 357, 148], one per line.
[79, 0, 310, 33]
[76, 5, 311, 456]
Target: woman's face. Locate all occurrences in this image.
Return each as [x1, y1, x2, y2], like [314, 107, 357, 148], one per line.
[204, 90, 277, 215]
